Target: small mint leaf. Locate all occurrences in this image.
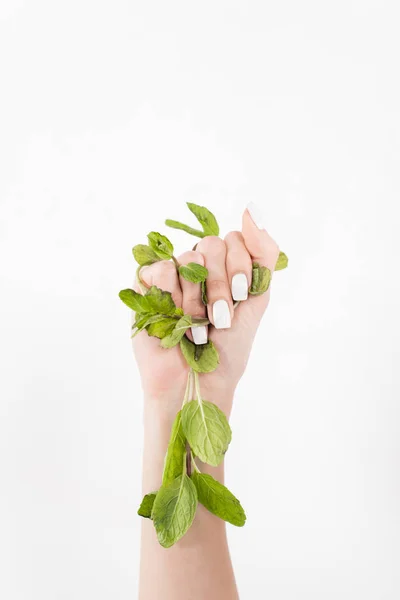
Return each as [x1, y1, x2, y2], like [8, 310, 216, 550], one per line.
[201, 280, 208, 305]
[132, 244, 160, 266]
[146, 317, 177, 339]
[181, 400, 231, 466]
[275, 251, 288, 271]
[147, 232, 174, 260]
[162, 411, 186, 485]
[138, 492, 157, 519]
[186, 202, 219, 236]
[161, 315, 193, 348]
[178, 263, 208, 284]
[152, 475, 198, 548]
[119, 289, 150, 312]
[191, 472, 246, 527]
[249, 262, 271, 295]
[145, 285, 178, 316]
[179, 337, 219, 373]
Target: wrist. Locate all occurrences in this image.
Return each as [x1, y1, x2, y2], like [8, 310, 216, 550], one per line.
[141, 385, 234, 492]
[143, 388, 235, 431]
[143, 378, 236, 426]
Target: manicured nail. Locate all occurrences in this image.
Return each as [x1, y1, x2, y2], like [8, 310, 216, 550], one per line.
[191, 325, 208, 345]
[213, 299, 231, 329]
[231, 273, 248, 301]
[246, 201, 264, 229]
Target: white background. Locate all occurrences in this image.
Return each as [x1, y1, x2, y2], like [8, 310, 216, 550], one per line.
[1, 1, 399, 598]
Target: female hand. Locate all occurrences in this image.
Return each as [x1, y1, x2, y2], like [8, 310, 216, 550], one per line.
[136, 203, 280, 600]
[132, 203, 280, 418]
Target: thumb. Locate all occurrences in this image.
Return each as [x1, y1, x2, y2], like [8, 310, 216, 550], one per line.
[241, 202, 280, 270]
[134, 260, 182, 308]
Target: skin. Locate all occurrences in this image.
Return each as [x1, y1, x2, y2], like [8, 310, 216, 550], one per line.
[134, 208, 279, 600]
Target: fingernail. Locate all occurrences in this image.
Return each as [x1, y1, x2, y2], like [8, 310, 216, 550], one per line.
[139, 265, 152, 286]
[213, 299, 231, 329]
[231, 273, 248, 301]
[191, 325, 208, 345]
[246, 201, 264, 229]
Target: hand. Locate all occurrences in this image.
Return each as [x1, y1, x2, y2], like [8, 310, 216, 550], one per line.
[132, 203, 280, 418]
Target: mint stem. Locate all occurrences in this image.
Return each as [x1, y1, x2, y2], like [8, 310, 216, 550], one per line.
[191, 453, 200, 473]
[165, 219, 206, 238]
[182, 370, 193, 407]
[193, 371, 202, 403]
[186, 441, 192, 477]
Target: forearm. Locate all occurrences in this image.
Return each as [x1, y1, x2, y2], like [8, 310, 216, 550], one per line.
[139, 394, 239, 600]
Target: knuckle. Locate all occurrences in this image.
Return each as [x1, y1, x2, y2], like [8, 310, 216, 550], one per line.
[207, 278, 229, 295]
[150, 259, 176, 280]
[197, 235, 226, 256]
[178, 250, 204, 266]
[227, 249, 252, 268]
[183, 297, 205, 315]
[224, 230, 244, 244]
[159, 259, 176, 273]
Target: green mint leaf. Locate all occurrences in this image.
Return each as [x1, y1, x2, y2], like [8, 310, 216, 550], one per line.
[147, 232, 174, 260]
[256, 266, 271, 294]
[178, 263, 208, 284]
[275, 251, 288, 271]
[131, 313, 168, 338]
[186, 202, 220, 236]
[138, 492, 157, 519]
[146, 317, 177, 339]
[201, 280, 208, 305]
[161, 315, 193, 349]
[119, 289, 150, 313]
[249, 262, 271, 295]
[165, 219, 206, 239]
[152, 475, 198, 548]
[162, 411, 186, 485]
[179, 337, 219, 373]
[135, 313, 166, 328]
[181, 400, 232, 466]
[250, 262, 260, 291]
[145, 285, 178, 316]
[191, 472, 246, 527]
[132, 244, 160, 266]
[120, 284, 183, 318]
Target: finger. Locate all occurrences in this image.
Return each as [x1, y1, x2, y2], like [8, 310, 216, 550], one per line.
[137, 260, 182, 308]
[177, 250, 207, 345]
[196, 236, 233, 329]
[224, 231, 252, 301]
[242, 202, 280, 269]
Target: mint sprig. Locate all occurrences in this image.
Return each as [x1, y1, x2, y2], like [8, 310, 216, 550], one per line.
[120, 202, 289, 547]
[165, 202, 219, 239]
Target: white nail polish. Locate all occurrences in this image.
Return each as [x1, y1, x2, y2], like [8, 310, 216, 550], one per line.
[246, 201, 264, 229]
[231, 273, 248, 301]
[191, 325, 208, 345]
[213, 299, 231, 329]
